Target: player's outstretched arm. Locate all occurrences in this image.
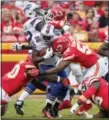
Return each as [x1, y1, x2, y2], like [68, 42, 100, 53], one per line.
[39, 60, 71, 76]
[22, 45, 33, 50]
[12, 43, 33, 51]
[70, 81, 100, 115]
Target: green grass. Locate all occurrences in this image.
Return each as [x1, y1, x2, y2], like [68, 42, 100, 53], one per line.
[2, 95, 103, 120]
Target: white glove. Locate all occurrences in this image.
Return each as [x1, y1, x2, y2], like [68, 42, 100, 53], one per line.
[43, 47, 54, 59]
[12, 43, 22, 51]
[63, 24, 70, 32]
[70, 103, 79, 114]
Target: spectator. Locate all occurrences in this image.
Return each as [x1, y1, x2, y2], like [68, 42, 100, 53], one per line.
[11, 7, 24, 34]
[1, 8, 14, 34]
[84, 8, 96, 31]
[72, 21, 88, 42]
[68, 12, 82, 27]
[99, 6, 109, 28]
[76, 3, 86, 19]
[88, 22, 100, 42]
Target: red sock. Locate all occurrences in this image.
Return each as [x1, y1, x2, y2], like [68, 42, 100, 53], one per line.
[78, 103, 92, 113]
[58, 100, 72, 110]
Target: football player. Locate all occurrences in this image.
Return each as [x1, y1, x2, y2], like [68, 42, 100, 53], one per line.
[12, 4, 71, 118]
[1, 58, 39, 116]
[39, 26, 108, 81]
[70, 76, 109, 118]
[12, 23, 69, 119]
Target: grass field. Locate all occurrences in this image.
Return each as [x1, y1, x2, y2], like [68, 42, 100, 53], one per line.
[2, 95, 105, 120]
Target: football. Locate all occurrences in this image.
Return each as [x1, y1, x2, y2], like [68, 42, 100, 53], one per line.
[39, 48, 47, 56]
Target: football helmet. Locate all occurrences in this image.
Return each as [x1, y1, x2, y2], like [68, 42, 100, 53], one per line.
[24, 2, 43, 18]
[41, 24, 55, 45]
[52, 35, 70, 54]
[45, 5, 66, 22]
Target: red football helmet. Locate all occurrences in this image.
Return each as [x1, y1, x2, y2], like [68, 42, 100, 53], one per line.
[45, 5, 66, 22]
[52, 35, 70, 54]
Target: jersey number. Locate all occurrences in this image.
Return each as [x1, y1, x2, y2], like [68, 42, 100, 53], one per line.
[77, 41, 92, 55]
[7, 64, 20, 78]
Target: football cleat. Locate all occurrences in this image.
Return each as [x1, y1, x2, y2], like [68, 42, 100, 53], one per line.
[42, 107, 54, 120]
[14, 100, 24, 115]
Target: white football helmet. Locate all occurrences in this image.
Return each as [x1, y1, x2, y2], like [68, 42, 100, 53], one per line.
[41, 24, 55, 45]
[24, 2, 43, 18]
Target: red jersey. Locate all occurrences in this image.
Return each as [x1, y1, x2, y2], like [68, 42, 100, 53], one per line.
[52, 33, 99, 68]
[2, 61, 36, 96]
[81, 77, 109, 110]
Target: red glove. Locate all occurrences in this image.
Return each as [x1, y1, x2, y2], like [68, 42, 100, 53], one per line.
[62, 78, 70, 86]
[26, 55, 32, 62]
[28, 69, 39, 77]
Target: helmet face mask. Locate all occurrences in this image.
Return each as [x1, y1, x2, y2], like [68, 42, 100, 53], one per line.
[45, 11, 54, 22]
[45, 5, 66, 22]
[41, 33, 53, 45]
[41, 24, 54, 45]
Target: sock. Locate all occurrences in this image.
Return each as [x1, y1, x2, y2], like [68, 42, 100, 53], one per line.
[53, 102, 60, 109]
[18, 90, 30, 101]
[45, 99, 54, 109]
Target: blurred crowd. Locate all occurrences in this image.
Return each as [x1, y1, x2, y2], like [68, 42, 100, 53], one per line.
[1, 0, 109, 42]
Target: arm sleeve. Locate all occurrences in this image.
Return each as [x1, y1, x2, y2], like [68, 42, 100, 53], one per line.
[22, 45, 33, 50]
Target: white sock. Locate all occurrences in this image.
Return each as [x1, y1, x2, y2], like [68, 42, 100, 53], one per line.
[46, 99, 54, 104]
[18, 91, 30, 101]
[53, 98, 62, 106]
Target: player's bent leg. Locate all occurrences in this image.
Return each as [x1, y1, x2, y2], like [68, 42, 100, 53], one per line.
[83, 56, 108, 80]
[1, 100, 8, 116]
[52, 82, 68, 117]
[0, 87, 10, 116]
[14, 78, 47, 115]
[77, 102, 92, 115]
[59, 89, 72, 111]
[42, 84, 56, 119]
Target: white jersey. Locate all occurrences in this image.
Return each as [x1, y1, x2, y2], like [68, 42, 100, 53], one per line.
[30, 31, 59, 65]
[24, 18, 59, 65]
[24, 17, 44, 42]
[30, 31, 47, 51]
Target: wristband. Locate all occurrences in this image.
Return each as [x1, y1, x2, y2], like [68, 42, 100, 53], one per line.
[39, 71, 47, 76]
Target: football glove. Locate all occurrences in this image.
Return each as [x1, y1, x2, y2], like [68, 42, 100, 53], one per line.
[43, 47, 54, 59]
[12, 43, 22, 51]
